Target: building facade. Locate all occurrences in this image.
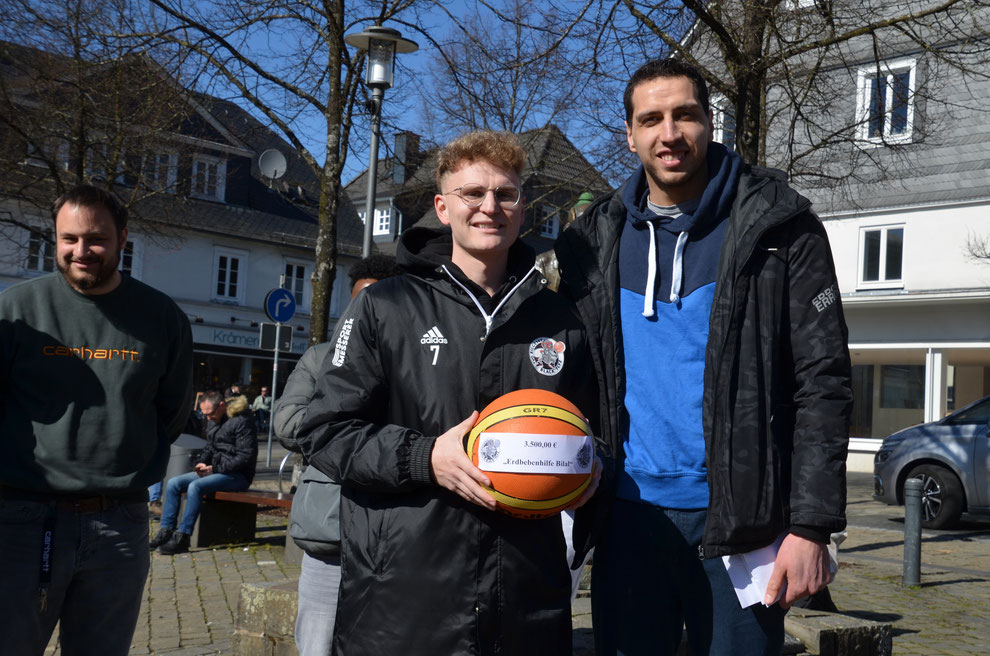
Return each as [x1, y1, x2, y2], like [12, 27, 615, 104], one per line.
[0, 41, 362, 396]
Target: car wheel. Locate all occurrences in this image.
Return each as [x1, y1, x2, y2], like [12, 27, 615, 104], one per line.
[905, 464, 964, 529]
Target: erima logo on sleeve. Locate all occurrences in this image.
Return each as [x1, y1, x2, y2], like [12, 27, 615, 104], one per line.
[812, 284, 838, 313]
[331, 318, 354, 367]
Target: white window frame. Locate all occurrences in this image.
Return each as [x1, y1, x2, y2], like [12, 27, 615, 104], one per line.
[119, 235, 144, 280]
[283, 259, 310, 311]
[374, 206, 391, 236]
[212, 246, 248, 304]
[858, 224, 905, 290]
[24, 223, 55, 274]
[191, 154, 227, 201]
[142, 150, 178, 192]
[539, 205, 559, 239]
[359, 205, 395, 236]
[711, 94, 736, 150]
[856, 57, 917, 145]
[25, 138, 69, 171]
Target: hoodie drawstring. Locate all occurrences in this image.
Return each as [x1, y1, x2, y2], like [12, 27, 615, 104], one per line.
[670, 231, 689, 303]
[642, 221, 658, 318]
[643, 225, 690, 314]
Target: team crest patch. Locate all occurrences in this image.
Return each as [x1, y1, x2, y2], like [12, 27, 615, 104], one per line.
[528, 337, 566, 376]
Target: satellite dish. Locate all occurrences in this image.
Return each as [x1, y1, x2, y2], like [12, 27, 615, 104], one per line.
[258, 149, 287, 185]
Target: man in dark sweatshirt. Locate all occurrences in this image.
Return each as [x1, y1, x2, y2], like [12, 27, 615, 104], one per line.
[0, 184, 193, 655]
[555, 59, 852, 655]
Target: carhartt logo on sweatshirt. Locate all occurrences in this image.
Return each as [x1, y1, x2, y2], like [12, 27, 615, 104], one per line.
[42, 345, 140, 361]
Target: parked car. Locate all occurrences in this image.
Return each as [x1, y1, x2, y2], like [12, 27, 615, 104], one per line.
[873, 393, 990, 529]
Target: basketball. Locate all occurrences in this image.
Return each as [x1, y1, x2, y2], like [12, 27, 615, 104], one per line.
[465, 389, 594, 519]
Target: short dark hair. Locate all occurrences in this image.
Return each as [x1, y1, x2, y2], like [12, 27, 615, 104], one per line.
[347, 254, 400, 288]
[51, 184, 129, 233]
[624, 58, 710, 123]
[200, 390, 224, 407]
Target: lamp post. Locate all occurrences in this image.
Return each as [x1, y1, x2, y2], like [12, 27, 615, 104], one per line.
[344, 26, 419, 258]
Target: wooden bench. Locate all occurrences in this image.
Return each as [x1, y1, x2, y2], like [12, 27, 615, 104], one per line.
[185, 489, 293, 548]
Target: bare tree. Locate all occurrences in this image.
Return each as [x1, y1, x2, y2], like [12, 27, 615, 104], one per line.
[488, 0, 990, 204]
[414, 0, 581, 137]
[138, 0, 418, 345]
[0, 0, 202, 249]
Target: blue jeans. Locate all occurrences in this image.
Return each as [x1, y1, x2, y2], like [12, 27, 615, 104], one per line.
[161, 471, 250, 535]
[0, 498, 150, 656]
[592, 499, 786, 656]
[148, 481, 162, 502]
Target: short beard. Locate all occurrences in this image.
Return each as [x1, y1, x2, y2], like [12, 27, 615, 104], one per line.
[57, 252, 121, 292]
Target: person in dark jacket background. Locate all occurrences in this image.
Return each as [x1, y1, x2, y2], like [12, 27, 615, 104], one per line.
[152, 391, 258, 555]
[554, 58, 852, 655]
[297, 130, 601, 656]
[273, 254, 398, 656]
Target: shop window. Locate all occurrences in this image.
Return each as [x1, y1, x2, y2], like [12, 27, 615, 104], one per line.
[880, 365, 924, 409]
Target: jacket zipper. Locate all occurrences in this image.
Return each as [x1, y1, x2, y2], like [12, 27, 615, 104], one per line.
[441, 265, 537, 338]
[705, 195, 808, 557]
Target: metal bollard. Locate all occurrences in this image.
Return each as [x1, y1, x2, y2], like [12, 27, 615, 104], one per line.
[903, 477, 923, 586]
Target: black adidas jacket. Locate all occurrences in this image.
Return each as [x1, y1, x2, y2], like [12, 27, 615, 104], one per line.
[555, 165, 852, 558]
[297, 227, 600, 656]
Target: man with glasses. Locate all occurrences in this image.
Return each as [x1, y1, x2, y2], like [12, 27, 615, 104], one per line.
[297, 130, 600, 656]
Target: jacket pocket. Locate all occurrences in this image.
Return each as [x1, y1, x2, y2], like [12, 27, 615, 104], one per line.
[371, 505, 395, 575]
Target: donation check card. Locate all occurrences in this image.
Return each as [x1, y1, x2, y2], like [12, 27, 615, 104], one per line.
[476, 433, 593, 474]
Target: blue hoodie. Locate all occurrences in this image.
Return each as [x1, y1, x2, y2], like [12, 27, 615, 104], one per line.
[616, 142, 743, 509]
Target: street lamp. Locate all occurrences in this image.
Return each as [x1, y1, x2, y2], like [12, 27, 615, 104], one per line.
[344, 26, 419, 258]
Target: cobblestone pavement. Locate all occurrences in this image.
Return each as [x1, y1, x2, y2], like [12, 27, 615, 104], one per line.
[826, 472, 990, 656]
[45, 450, 990, 654]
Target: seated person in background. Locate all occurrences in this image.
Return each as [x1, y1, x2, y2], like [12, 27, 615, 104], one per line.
[151, 391, 258, 555]
[252, 386, 272, 431]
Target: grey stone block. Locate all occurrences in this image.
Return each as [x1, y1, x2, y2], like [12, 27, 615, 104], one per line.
[232, 579, 299, 655]
[785, 607, 892, 656]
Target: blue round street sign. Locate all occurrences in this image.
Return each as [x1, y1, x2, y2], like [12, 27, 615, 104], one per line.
[265, 288, 297, 323]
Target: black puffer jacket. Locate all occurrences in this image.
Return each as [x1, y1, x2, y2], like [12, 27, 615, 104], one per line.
[297, 227, 600, 656]
[199, 395, 257, 484]
[555, 165, 852, 558]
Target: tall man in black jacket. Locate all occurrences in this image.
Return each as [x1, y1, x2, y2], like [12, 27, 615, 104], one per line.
[554, 58, 853, 655]
[297, 130, 600, 656]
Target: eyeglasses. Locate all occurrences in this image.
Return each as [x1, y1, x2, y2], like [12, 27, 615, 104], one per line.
[443, 184, 522, 209]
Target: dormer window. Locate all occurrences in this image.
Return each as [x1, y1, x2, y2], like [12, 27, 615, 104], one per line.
[192, 154, 226, 201]
[856, 58, 917, 145]
[143, 151, 178, 192]
[539, 206, 560, 239]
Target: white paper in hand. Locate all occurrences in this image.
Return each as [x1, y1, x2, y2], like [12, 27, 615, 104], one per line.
[721, 533, 787, 608]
